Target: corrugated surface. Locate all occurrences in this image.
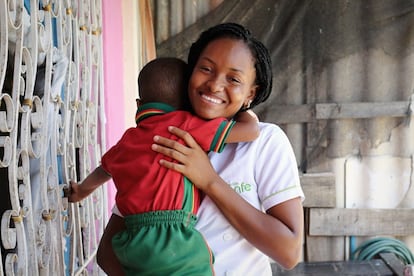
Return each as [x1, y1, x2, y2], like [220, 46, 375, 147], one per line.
[150, 0, 223, 44]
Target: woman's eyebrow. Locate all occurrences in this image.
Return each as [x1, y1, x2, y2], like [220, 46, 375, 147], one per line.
[200, 56, 215, 64]
[201, 57, 245, 74]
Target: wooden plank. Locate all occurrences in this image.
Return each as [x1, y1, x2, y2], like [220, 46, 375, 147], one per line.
[379, 253, 405, 276]
[304, 207, 345, 262]
[316, 101, 411, 119]
[305, 236, 345, 262]
[309, 208, 414, 236]
[272, 259, 395, 275]
[300, 173, 336, 208]
[261, 100, 413, 124]
[265, 104, 314, 124]
[265, 100, 412, 124]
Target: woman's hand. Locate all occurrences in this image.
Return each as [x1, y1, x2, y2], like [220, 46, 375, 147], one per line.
[151, 126, 220, 192]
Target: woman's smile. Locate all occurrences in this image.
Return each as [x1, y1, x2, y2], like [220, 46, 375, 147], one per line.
[200, 92, 225, 105]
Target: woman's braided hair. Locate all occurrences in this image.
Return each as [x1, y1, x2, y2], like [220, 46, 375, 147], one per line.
[187, 22, 273, 110]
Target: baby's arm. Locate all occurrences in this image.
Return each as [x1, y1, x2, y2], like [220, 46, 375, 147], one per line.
[225, 110, 260, 143]
[68, 166, 111, 202]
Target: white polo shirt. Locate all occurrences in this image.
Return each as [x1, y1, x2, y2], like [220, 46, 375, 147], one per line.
[195, 122, 304, 276]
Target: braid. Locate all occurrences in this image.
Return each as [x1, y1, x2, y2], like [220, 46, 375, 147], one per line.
[188, 22, 273, 109]
[250, 37, 273, 107]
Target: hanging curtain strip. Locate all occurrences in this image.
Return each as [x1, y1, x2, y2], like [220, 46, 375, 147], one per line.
[139, 0, 156, 61]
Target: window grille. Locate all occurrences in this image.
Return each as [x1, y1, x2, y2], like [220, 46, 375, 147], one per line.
[0, 0, 107, 275]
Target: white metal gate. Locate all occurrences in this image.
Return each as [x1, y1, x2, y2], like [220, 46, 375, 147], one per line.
[0, 0, 107, 275]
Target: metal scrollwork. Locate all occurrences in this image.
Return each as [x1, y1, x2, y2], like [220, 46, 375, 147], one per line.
[0, 0, 107, 274]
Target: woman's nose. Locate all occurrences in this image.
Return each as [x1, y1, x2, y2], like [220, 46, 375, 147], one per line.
[207, 76, 225, 93]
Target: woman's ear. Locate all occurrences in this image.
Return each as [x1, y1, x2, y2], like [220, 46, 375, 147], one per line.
[246, 85, 258, 104]
[243, 100, 253, 109]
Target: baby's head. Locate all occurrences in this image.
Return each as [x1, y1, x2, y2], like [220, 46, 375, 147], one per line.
[137, 57, 190, 110]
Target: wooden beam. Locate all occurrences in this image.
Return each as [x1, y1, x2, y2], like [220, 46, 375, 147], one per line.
[264, 104, 314, 124]
[305, 236, 346, 262]
[262, 99, 413, 124]
[316, 101, 411, 119]
[300, 173, 336, 208]
[378, 253, 405, 276]
[309, 208, 414, 236]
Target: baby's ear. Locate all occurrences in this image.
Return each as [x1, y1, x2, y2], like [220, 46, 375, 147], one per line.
[136, 98, 142, 107]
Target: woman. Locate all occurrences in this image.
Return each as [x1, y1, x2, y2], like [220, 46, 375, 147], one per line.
[97, 22, 304, 275]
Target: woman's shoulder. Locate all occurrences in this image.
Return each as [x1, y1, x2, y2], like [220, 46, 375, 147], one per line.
[258, 122, 286, 138]
[254, 122, 293, 149]
[258, 121, 281, 130]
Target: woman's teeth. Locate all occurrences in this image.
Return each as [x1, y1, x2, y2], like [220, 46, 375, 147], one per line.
[202, 94, 223, 104]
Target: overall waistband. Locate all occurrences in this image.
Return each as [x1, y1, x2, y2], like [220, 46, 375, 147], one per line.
[124, 210, 197, 230]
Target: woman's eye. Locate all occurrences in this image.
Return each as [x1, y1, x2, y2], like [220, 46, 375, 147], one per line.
[199, 66, 211, 72]
[229, 77, 241, 84]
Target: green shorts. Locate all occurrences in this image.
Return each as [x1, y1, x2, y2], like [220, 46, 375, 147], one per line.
[112, 210, 215, 276]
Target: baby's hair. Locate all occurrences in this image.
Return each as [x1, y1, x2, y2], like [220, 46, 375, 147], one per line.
[187, 22, 273, 109]
[138, 57, 189, 110]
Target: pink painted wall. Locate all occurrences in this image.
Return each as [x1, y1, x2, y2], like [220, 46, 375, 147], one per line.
[101, 0, 124, 212]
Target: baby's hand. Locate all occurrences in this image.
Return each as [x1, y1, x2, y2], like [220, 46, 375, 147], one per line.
[66, 180, 83, 202]
[63, 184, 71, 198]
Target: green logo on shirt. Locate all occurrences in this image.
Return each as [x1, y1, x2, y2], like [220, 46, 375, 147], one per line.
[230, 182, 252, 194]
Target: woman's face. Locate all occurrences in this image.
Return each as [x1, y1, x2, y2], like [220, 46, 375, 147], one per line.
[188, 38, 257, 119]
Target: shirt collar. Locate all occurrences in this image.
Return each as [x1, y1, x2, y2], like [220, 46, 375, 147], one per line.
[135, 102, 176, 124]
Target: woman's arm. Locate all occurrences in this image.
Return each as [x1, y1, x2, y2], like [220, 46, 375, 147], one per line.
[151, 126, 304, 269]
[96, 214, 125, 275]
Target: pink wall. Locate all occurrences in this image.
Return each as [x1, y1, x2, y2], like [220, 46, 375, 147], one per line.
[102, 0, 124, 212]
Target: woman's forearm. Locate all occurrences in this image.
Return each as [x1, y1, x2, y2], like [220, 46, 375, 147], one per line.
[203, 175, 304, 269]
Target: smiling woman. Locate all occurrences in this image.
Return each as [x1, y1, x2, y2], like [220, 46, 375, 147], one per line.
[97, 22, 304, 276]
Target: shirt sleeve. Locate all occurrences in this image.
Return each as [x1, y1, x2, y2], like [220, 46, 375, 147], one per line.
[186, 117, 235, 153]
[254, 124, 305, 211]
[100, 127, 134, 176]
[209, 120, 236, 152]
